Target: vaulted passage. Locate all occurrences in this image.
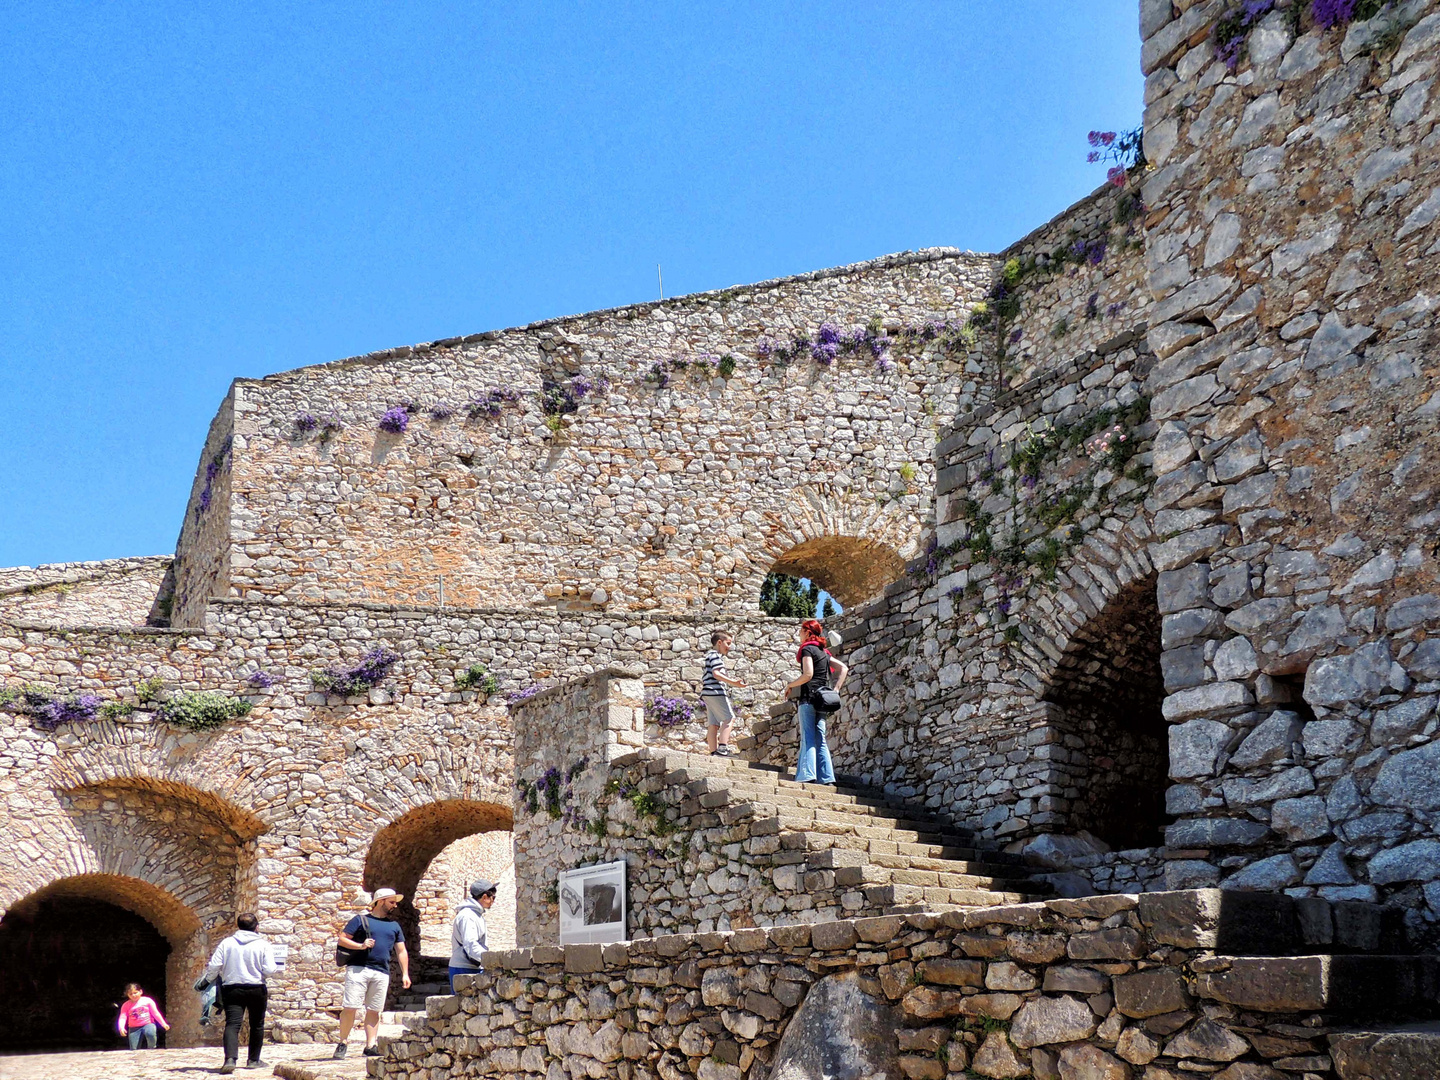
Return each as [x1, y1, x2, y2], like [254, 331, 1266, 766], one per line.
[1043, 574, 1168, 850]
[0, 877, 197, 1052]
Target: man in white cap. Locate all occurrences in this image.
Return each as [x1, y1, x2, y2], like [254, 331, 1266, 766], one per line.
[333, 888, 411, 1059]
[449, 879, 497, 991]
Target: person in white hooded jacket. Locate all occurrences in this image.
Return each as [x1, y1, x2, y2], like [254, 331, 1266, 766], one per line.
[205, 912, 279, 1073]
[449, 879, 496, 991]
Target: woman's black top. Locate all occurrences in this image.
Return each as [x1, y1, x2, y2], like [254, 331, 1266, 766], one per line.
[798, 642, 831, 703]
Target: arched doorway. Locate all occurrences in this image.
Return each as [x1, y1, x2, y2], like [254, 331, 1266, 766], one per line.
[0, 874, 202, 1052]
[764, 536, 906, 613]
[414, 830, 517, 954]
[1042, 574, 1169, 850]
[362, 800, 513, 1005]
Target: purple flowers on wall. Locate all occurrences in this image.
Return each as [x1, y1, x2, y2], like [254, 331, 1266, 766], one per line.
[647, 695, 692, 728]
[1311, 0, 1356, 29]
[378, 406, 411, 434]
[294, 413, 319, 433]
[311, 646, 401, 697]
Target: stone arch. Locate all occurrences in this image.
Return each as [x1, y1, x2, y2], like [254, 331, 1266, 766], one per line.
[1039, 565, 1168, 850]
[362, 799, 514, 966]
[758, 483, 919, 609]
[0, 776, 267, 1047]
[0, 873, 206, 1050]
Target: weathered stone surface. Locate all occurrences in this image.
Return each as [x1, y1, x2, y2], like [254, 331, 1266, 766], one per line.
[1114, 968, 1190, 1018]
[1197, 957, 1326, 1012]
[1009, 995, 1098, 1048]
[769, 972, 902, 1080]
[1330, 1025, 1440, 1080]
[1229, 711, 1301, 768]
[1057, 1044, 1131, 1080]
[1164, 1019, 1251, 1062]
[1368, 839, 1440, 885]
[970, 1031, 1028, 1079]
[1370, 744, 1440, 812]
[1168, 718, 1234, 778]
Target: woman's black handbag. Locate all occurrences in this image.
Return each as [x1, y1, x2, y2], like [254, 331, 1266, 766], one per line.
[334, 914, 369, 967]
[814, 686, 843, 714]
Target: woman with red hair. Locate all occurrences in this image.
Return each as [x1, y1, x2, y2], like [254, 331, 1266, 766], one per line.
[784, 618, 847, 784]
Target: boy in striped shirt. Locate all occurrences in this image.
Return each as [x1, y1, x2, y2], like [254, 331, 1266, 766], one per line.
[702, 631, 746, 756]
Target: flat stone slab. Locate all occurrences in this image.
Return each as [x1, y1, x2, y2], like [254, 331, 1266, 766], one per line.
[1331, 1021, 1440, 1080]
[769, 970, 901, 1080]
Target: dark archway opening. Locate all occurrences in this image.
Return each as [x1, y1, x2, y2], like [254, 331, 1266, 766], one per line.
[1043, 574, 1169, 850]
[0, 895, 170, 1052]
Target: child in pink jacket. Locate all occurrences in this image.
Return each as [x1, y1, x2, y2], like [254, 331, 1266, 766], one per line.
[118, 983, 170, 1049]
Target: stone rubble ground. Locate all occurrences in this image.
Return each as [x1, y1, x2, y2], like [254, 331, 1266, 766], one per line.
[0, 1042, 366, 1080]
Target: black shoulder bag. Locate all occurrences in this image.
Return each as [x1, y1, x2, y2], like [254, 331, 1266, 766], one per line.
[334, 914, 370, 968]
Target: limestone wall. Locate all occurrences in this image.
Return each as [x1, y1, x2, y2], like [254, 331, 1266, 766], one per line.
[377, 889, 1430, 1080]
[166, 251, 1003, 624]
[1134, 0, 1440, 933]
[825, 273, 1161, 857]
[0, 556, 170, 627]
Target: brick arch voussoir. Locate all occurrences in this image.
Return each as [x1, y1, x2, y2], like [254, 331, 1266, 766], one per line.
[1027, 522, 1156, 690]
[755, 482, 922, 608]
[46, 737, 270, 838]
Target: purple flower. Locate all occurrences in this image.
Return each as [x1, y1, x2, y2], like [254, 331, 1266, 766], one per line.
[756, 337, 775, 358]
[378, 406, 410, 434]
[1107, 166, 1127, 188]
[507, 684, 542, 704]
[817, 321, 841, 346]
[246, 670, 279, 689]
[647, 695, 693, 728]
[429, 403, 457, 421]
[874, 354, 896, 374]
[1008, 328, 1023, 344]
[198, 486, 212, 512]
[811, 341, 838, 365]
[1087, 151, 1101, 163]
[295, 413, 319, 433]
[1072, 238, 1108, 266]
[571, 375, 595, 399]
[1311, 0, 1355, 27]
[997, 598, 1012, 615]
[869, 334, 892, 358]
[314, 647, 400, 696]
[33, 693, 101, 730]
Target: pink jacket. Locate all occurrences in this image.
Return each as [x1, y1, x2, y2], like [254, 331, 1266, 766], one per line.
[118, 996, 167, 1033]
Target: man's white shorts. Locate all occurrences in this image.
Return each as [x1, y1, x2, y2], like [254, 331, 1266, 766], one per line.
[342, 966, 390, 1012]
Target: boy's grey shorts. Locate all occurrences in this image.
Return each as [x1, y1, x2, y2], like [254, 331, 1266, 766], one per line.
[702, 695, 735, 726]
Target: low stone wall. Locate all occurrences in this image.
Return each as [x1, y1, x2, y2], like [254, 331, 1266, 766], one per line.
[0, 555, 170, 628]
[375, 889, 1432, 1080]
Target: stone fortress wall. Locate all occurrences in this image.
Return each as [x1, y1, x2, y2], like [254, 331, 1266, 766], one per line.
[2, 0, 1440, 1062]
[164, 251, 1001, 628]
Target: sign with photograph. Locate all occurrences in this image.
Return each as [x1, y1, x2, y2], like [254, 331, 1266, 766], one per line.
[557, 860, 627, 945]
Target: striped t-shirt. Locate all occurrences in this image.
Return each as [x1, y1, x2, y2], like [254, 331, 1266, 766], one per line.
[702, 650, 729, 698]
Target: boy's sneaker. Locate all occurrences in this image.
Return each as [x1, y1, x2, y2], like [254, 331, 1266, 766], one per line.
[332, 1043, 347, 1059]
[364, 1045, 382, 1057]
[712, 745, 733, 757]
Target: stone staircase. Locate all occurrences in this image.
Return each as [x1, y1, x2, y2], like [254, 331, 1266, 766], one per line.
[629, 747, 1053, 913]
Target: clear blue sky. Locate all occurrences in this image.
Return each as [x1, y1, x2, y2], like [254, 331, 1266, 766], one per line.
[0, 2, 1142, 568]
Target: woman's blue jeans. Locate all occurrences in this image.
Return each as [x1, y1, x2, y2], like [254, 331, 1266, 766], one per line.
[794, 701, 835, 784]
[128, 1023, 158, 1049]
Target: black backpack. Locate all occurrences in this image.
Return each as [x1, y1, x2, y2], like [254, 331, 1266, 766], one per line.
[334, 914, 370, 967]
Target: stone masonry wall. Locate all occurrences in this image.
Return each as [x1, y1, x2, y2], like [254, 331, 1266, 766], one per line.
[167, 252, 1007, 625]
[376, 889, 1431, 1080]
[821, 208, 1162, 860]
[0, 556, 170, 628]
[1135, 0, 1440, 940]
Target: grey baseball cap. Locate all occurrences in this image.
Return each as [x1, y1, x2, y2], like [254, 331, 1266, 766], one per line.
[469, 879, 497, 898]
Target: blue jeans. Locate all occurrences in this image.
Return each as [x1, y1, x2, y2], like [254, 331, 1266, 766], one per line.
[794, 701, 835, 784]
[449, 965, 481, 992]
[127, 1023, 158, 1049]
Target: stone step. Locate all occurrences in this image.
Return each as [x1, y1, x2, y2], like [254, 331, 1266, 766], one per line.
[802, 846, 1043, 886]
[1330, 1021, 1440, 1079]
[1197, 954, 1440, 1019]
[862, 883, 1049, 908]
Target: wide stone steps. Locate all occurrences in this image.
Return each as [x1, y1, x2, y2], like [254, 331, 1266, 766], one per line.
[628, 746, 1052, 915]
[1331, 1021, 1440, 1079]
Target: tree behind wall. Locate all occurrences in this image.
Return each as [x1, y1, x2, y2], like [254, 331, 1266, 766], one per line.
[760, 573, 836, 620]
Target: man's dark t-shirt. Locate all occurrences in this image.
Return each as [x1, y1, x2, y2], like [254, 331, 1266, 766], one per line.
[343, 914, 405, 973]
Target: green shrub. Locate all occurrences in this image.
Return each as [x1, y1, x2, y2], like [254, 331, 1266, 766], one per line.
[455, 663, 499, 695]
[158, 692, 252, 731]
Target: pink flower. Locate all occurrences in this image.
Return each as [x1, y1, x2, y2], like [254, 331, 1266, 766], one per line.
[1107, 166, 1127, 188]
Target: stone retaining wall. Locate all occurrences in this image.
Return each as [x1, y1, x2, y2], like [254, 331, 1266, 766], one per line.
[375, 889, 1431, 1080]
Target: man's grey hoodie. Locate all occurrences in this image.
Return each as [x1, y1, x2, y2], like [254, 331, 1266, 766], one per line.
[450, 897, 489, 969]
[206, 929, 279, 985]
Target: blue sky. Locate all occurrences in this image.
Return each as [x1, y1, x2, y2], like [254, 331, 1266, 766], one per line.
[0, 2, 1142, 567]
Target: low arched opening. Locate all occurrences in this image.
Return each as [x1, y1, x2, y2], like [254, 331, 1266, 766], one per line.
[1042, 574, 1169, 850]
[363, 800, 514, 1004]
[764, 536, 906, 614]
[0, 874, 203, 1053]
